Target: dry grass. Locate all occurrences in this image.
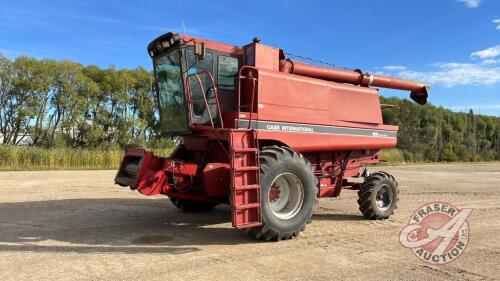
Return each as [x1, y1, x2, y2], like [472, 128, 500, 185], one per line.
[0, 146, 473, 171]
[0, 146, 172, 170]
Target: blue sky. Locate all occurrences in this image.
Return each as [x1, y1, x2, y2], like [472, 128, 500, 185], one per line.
[1, 0, 499, 116]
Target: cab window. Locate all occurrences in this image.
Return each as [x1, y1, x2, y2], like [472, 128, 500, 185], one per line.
[217, 55, 238, 91]
[184, 49, 215, 123]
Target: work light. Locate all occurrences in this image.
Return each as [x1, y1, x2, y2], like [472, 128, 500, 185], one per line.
[161, 41, 170, 49]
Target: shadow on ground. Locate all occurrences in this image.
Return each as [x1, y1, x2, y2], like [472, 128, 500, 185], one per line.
[0, 198, 367, 255]
[312, 213, 364, 221]
[0, 198, 251, 255]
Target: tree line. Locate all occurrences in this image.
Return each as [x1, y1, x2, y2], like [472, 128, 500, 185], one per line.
[381, 97, 500, 161]
[1, 54, 499, 161]
[0, 54, 159, 148]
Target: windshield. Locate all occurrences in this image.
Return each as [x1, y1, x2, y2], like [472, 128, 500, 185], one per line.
[154, 48, 189, 134]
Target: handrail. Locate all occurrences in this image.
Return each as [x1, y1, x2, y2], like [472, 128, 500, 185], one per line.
[192, 73, 214, 128]
[185, 70, 224, 129]
[236, 66, 259, 129]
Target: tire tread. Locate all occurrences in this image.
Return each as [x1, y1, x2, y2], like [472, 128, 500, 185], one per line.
[248, 145, 318, 241]
[357, 171, 399, 220]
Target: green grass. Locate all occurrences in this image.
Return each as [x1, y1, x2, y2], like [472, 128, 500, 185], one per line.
[0, 145, 172, 171]
[379, 148, 405, 165]
[1, 145, 493, 171]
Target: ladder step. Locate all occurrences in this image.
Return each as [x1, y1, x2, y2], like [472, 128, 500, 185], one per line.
[233, 148, 258, 153]
[236, 222, 262, 228]
[236, 203, 261, 210]
[229, 128, 262, 228]
[235, 184, 260, 190]
[240, 76, 258, 81]
[234, 166, 259, 172]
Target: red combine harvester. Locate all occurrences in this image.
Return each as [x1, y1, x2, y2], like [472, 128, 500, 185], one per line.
[115, 33, 429, 241]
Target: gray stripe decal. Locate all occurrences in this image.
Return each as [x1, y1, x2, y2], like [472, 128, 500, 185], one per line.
[238, 120, 397, 138]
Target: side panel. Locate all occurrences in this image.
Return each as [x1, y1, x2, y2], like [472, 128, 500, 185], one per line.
[257, 69, 384, 125]
[235, 67, 398, 152]
[253, 44, 280, 71]
[202, 163, 231, 196]
[248, 123, 397, 152]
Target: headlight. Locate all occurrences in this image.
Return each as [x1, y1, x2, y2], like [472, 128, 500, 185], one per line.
[161, 40, 170, 48]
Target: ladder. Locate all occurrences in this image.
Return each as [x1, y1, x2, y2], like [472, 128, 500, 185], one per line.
[229, 129, 262, 229]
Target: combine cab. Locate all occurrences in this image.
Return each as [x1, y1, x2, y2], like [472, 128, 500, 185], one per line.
[115, 33, 429, 240]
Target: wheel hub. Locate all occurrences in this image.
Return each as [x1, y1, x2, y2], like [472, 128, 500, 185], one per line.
[269, 184, 281, 202]
[268, 173, 305, 220]
[376, 184, 393, 211]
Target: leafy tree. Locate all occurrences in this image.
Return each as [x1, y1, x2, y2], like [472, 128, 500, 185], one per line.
[381, 97, 500, 162]
[0, 53, 499, 162]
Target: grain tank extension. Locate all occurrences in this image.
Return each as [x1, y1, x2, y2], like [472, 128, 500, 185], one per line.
[114, 33, 429, 240]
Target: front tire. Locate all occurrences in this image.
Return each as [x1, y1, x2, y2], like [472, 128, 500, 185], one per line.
[248, 146, 318, 241]
[357, 172, 399, 219]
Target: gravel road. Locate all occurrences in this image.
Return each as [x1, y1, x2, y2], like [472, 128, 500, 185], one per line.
[0, 163, 498, 280]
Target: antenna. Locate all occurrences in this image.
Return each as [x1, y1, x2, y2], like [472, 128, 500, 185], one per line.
[284, 52, 354, 71]
[178, 0, 187, 40]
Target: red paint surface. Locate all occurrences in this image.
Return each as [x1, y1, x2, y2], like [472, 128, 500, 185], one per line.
[116, 33, 429, 228]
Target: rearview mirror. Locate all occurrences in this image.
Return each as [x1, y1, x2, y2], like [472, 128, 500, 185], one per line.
[194, 42, 205, 61]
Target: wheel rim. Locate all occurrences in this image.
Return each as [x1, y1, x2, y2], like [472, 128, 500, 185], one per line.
[268, 173, 304, 220]
[376, 184, 393, 211]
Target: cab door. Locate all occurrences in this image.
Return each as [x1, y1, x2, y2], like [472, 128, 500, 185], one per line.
[184, 48, 217, 126]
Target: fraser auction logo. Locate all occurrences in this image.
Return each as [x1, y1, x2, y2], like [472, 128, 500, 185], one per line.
[399, 202, 472, 264]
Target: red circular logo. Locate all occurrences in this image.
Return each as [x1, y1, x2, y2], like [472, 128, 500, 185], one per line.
[399, 202, 472, 264]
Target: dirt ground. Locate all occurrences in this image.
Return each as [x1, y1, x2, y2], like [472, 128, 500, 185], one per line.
[0, 163, 498, 281]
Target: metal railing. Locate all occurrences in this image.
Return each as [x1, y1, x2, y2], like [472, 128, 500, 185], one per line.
[236, 66, 259, 129]
[185, 70, 224, 129]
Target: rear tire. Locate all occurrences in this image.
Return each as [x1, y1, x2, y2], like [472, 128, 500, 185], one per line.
[169, 197, 217, 213]
[248, 146, 318, 241]
[357, 172, 399, 219]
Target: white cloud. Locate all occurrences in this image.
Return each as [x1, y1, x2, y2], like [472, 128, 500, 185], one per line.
[382, 62, 500, 87]
[494, 19, 500, 30]
[470, 45, 500, 59]
[457, 0, 481, 8]
[382, 65, 408, 71]
[482, 59, 498, 65]
[381, 44, 500, 88]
